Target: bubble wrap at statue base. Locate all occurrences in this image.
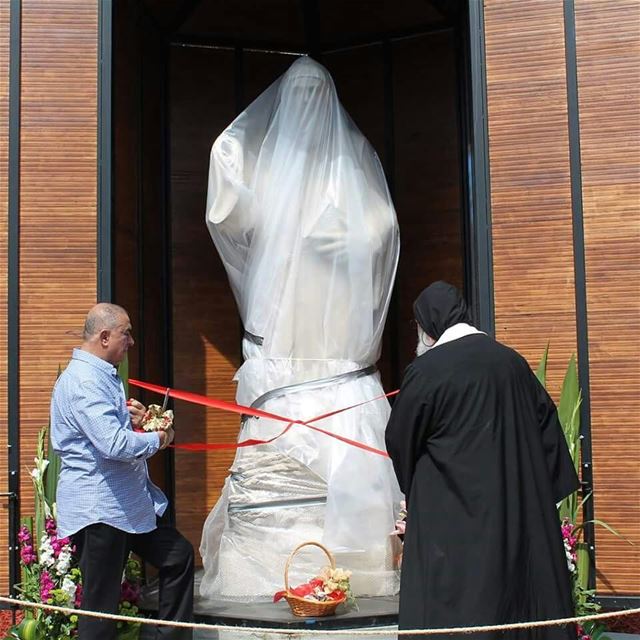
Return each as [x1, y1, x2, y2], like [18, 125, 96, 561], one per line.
[200, 447, 400, 601]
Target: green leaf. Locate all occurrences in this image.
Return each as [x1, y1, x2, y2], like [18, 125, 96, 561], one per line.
[34, 491, 44, 554]
[32, 428, 50, 546]
[118, 353, 129, 399]
[574, 519, 636, 545]
[43, 366, 63, 513]
[578, 490, 593, 510]
[576, 543, 590, 591]
[15, 618, 42, 640]
[535, 342, 549, 387]
[558, 355, 580, 444]
[582, 620, 610, 640]
[44, 432, 61, 515]
[18, 516, 34, 583]
[554, 355, 581, 522]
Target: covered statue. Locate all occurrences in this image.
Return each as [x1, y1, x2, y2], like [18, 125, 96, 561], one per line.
[199, 56, 401, 600]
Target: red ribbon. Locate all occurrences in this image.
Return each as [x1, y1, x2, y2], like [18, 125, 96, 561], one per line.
[128, 378, 399, 457]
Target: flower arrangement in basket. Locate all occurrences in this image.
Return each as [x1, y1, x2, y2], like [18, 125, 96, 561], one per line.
[273, 542, 354, 617]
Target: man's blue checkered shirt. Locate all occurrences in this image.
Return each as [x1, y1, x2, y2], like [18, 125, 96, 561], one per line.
[51, 349, 168, 538]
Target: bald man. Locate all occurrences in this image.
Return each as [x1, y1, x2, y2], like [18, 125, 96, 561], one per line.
[51, 304, 193, 640]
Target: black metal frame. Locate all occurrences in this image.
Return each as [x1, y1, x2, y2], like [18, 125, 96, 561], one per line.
[563, 0, 596, 590]
[7, 0, 22, 602]
[135, 18, 147, 387]
[381, 39, 401, 390]
[463, 0, 494, 335]
[596, 595, 640, 609]
[98, 0, 113, 301]
[160, 39, 177, 521]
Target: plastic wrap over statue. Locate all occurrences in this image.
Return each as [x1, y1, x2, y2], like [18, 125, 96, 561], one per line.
[199, 56, 402, 600]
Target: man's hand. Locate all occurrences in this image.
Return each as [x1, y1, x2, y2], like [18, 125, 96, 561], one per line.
[158, 427, 175, 450]
[127, 398, 146, 428]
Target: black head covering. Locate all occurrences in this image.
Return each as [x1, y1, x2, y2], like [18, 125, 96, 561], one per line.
[413, 281, 471, 341]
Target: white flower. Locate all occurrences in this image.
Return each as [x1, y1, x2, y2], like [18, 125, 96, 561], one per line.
[32, 457, 49, 478]
[39, 535, 55, 568]
[30, 468, 42, 482]
[61, 575, 76, 602]
[332, 568, 351, 581]
[564, 540, 576, 573]
[56, 549, 72, 576]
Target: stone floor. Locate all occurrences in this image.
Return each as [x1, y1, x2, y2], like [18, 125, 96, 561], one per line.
[138, 571, 640, 640]
[140, 627, 640, 640]
[139, 569, 398, 639]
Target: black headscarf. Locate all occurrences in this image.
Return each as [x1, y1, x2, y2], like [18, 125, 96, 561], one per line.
[413, 281, 471, 341]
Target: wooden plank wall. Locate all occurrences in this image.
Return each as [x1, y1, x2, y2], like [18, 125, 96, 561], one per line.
[574, 0, 640, 593]
[17, 0, 98, 587]
[484, 0, 577, 399]
[0, 0, 10, 595]
[486, 0, 640, 595]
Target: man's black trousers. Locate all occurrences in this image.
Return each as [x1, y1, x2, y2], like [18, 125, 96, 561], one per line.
[73, 519, 194, 640]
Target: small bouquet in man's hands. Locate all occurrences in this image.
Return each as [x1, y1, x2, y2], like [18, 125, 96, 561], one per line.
[139, 404, 174, 432]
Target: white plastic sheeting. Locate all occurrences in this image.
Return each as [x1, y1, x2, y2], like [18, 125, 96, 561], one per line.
[199, 56, 402, 600]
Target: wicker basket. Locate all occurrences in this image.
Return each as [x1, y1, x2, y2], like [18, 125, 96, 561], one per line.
[283, 541, 347, 617]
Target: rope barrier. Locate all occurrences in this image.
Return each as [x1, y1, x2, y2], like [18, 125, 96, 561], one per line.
[1, 595, 639, 636]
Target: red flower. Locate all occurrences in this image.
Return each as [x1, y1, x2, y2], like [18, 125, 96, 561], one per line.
[273, 578, 325, 602]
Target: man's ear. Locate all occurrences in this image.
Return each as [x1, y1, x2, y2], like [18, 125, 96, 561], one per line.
[99, 329, 110, 345]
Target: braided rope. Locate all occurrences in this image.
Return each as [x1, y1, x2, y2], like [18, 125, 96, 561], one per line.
[1, 596, 639, 636]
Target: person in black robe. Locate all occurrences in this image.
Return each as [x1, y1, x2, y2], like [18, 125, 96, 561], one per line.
[385, 281, 579, 639]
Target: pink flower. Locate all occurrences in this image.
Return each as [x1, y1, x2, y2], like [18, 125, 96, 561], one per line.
[18, 526, 32, 545]
[40, 570, 55, 603]
[120, 579, 140, 605]
[20, 544, 36, 566]
[45, 517, 57, 538]
[562, 519, 578, 551]
[74, 583, 83, 608]
[45, 533, 71, 559]
[576, 624, 591, 640]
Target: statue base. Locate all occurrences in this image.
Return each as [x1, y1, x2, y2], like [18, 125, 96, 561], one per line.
[139, 569, 398, 639]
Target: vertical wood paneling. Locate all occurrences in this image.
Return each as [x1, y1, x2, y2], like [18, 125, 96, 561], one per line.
[485, 0, 577, 396]
[0, 0, 10, 595]
[19, 0, 98, 539]
[575, 0, 640, 593]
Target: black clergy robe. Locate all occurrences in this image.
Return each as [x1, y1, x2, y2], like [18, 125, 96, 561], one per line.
[385, 333, 579, 639]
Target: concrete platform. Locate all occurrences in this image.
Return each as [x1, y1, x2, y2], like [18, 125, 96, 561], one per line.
[139, 569, 398, 639]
